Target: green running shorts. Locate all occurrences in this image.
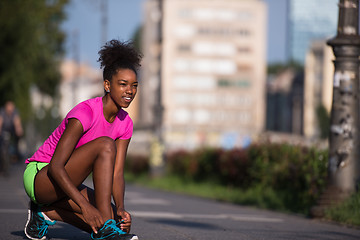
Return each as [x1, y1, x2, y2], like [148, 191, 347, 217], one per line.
[23, 161, 49, 204]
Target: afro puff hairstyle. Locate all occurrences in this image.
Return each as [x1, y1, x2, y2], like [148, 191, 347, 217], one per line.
[97, 39, 142, 81]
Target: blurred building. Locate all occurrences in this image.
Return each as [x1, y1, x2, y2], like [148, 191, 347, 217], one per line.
[288, 0, 338, 64]
[138, 0, 161, 129]
[139, 0, 267, 151]
[59, 60, 103, 118]
[266, 68, 304, 135]
[303, 40, 334, 139]
[266, 39, 334, 143]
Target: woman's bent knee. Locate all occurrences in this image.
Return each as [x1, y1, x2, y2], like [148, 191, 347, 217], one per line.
[94, 137, 116, 158]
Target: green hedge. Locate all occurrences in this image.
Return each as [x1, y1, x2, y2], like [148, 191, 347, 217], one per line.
[125, 154, 149, 175]
[325, 191, 360, 225]
[127, 143, 328, 215]
[165, 143, 328, 214]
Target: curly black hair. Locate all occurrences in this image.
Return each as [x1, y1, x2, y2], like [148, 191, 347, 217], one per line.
[97, 39, 142, 81]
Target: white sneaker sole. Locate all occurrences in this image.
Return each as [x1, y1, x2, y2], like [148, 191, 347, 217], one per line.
[24, 207, 47, 240]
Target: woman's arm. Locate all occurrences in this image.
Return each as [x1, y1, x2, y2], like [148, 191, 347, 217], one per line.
[48, 119, 88, 207]
[48, 118, 103, 232]
[113, 138, 131, 231]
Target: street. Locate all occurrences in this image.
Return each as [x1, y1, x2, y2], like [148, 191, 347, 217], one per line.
[1, 163, 360, 240]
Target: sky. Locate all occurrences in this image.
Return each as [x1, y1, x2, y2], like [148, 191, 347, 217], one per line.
[61, 0, 289, 68]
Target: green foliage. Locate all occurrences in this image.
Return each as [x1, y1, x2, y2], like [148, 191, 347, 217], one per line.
[126, 144, 360, 225]
[125, 154, 149, 175]
[166, 148, 251, 186]
[166, 150, 194, 179]
[0, 0, 68, 119]
[267, 60, 304, 75]
[316, 104, 330, 139]
[127, 143, 328, 215]
[247, 144, 328, 213]
[325, 191, 360, 226]
[132, 25, 143, 53]
[33, 107, 62, 143]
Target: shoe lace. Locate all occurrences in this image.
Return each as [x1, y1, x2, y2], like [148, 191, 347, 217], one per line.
[101, 220, 127, 237]
[34, 213, 49, 238]
[115, 221, 127, 235]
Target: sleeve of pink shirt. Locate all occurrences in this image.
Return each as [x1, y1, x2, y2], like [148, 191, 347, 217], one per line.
[65, 102, 94, 132]
[119, 115, 133, 139]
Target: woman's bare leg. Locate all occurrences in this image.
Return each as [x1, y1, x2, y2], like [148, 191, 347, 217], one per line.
[41, 185, 119, 233]
[41, 185, 121, 233]
[33, 137, 117, 227]
[41, 186, 94, 233]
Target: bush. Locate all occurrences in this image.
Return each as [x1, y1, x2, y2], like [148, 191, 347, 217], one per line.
[217, 148, 250, 187]
[126, 144, 360, 225]
[164, 143, 328, 214]
[126, 143, 328, 215]
[193, 148, 223, 182]
[126, 155, 149, 175]
[166, 150, 194, 179]
[325, 191, 360, 226]
[247, 144, 328, 213]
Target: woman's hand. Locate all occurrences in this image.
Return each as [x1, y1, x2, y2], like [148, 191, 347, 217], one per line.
[82, 202, 104, 234]
[117, 208, 132, 233]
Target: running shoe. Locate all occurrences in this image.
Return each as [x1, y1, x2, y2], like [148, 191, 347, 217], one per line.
[24, 201, 56, 240]
[116, 220, 139, 240]
[91, 219, 139, 240]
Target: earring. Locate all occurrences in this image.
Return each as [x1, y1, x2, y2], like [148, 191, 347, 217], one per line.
[106, 89, 110, 93]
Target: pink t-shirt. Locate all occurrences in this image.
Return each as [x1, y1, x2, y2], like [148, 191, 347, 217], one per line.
[26, 97, 133, 164]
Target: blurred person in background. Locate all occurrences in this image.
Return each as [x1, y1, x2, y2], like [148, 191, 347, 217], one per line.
[0, 100, 23, 175]
[23, 39, 141, 240]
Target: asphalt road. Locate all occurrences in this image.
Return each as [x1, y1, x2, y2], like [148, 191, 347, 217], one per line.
[1, 163, 360, 240]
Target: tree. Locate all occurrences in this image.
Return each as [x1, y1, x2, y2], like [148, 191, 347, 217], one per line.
[316, 104, 330, 139]
[132, 25, 143, 53]
[267, 60, 304, 75]
[0, 0, 69, 119]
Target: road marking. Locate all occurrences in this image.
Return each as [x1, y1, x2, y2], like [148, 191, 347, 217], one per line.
[130, 211, 284, 223]
[230, 215, 284, 222]
[0, 209, 283, 223]
[0, 209, 26, 214]
[125, 191, 171, 205]
[131, 211, 181, 219]
[127, 198, 171, 205]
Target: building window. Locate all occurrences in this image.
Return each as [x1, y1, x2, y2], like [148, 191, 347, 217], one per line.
[238, 12, 253, 21]
[192, 42, 236, 56]
[238, 47, 251, 53]
[218, 79, 231, 87]
[178, 8, 191, 18]
[173, 76, 216, 90]
[197, 27, 250, 37]
[191, 8, 251, 22]
[236, 29, 250, 36]
[173, 108, 191, 123]
[237, 64, 252, 72]
[174, 58, 236, 75]
[174, 25, 196, 38]
[178, 44, 191, 52]
[194, 109, 210, 124]
[218, 78, 251, 88]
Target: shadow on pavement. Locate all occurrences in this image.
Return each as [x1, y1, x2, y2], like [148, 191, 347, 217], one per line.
[48, 223, 89, 240]
[11, 223, 89, 240]
[10, 230, 27, 239]
[150, 219, 221, 230]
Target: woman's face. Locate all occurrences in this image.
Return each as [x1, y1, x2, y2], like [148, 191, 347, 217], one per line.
[104, 68, 138, 108]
